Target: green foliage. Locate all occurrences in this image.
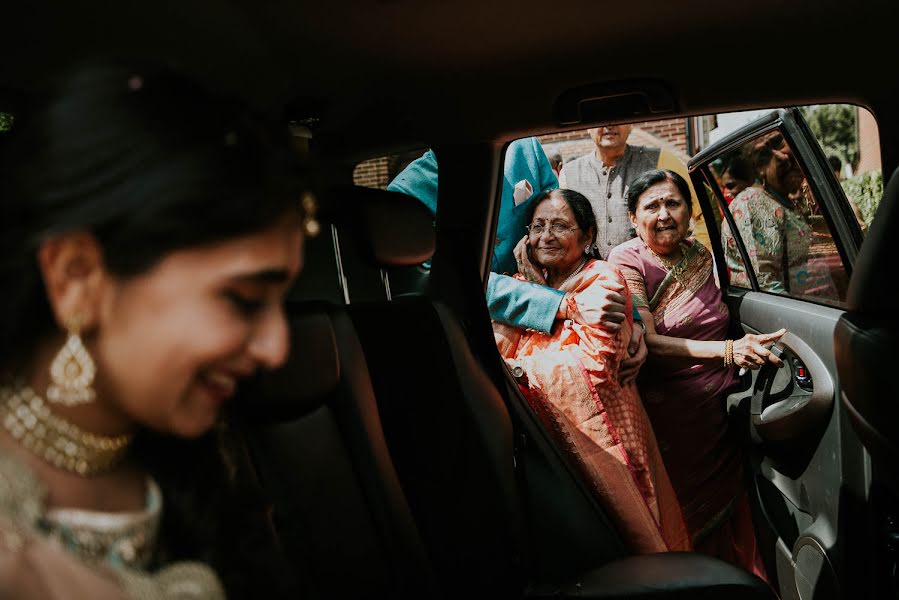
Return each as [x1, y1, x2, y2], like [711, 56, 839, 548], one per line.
[841, 170, 883, 227]
[800, 104, 857, 168]
[0, 112, 12, 132]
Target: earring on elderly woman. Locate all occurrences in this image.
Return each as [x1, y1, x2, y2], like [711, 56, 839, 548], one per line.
[46, 315, 96, 406]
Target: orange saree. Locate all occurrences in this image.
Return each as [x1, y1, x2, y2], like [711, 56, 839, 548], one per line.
[493, 259, 690, 553]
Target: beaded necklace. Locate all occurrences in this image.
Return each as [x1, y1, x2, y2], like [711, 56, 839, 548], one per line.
[553, 257, 589, 289]
[646, 242, 689, 287]
[0, 382, 133, 476]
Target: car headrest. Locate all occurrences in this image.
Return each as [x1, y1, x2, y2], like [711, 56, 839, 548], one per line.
[325, 185, 435, 268]
[849, 166, 899, 315]
[236, 310, 340, 424]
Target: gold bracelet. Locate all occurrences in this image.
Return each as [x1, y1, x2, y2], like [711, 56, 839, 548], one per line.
[724, 339, 734, 368]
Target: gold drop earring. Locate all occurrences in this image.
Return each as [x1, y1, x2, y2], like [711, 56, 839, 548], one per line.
[46, 315, 96, 406]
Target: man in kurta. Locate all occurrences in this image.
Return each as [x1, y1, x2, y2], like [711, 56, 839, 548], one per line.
[559, 125, 709, 255]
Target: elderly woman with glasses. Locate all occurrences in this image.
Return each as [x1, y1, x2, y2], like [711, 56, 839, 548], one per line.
[493, 188, 690, 555]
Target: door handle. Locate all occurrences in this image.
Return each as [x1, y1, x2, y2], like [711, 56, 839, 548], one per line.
[750, 332, 834, 443]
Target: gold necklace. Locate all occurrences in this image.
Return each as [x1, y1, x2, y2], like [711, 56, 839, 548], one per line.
[0, 382, 133, 476]
[646, 243, 688, 286]
[555, 258, 590, 289]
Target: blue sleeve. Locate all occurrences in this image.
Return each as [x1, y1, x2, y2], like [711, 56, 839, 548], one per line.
[386, 150, 439, 215]
[486, 272, 564, 334]
[530, 137, 560, 194]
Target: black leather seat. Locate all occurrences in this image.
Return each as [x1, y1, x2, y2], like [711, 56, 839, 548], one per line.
[833, 168, 899, 595]
[835, 167, 899, 487]
[235, 303, 438, 600]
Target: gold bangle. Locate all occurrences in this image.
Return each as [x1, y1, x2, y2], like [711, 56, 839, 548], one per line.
[724, 339, 734, 368]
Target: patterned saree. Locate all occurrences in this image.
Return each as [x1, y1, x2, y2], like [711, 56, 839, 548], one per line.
[608, 237, 766, 578]
[493, 259, 690, 554]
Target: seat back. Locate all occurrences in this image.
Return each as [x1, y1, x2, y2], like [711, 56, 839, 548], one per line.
[236, 303, 437, 600]
[337, 186, 630, 593]
[836, 167, 899, 489]
[349, 297, 523, 597]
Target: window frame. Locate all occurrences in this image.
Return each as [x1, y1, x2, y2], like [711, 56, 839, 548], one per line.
[688, 108, 863, 308]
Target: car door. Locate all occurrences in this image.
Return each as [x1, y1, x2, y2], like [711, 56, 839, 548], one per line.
[688, 108, 869, 600]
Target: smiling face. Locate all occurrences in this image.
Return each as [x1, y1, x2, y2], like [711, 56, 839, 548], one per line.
[630, 179, 691, 256]
[528, 193, 593, 276]
[90, 215, 303, 438]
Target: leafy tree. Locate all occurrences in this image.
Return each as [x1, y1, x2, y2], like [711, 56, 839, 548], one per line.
[800, 104, 857, 170]
[842, 170, 883, 227]
[0, 112, 12, 132]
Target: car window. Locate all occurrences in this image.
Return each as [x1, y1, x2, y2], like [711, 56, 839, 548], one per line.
[490, 105, 880, 311]
[697, 105, 882, 240]
[715, 129, 848, 305]
[348, 149, 435, 298]
[801, 104, 882, 236]
[355, 148, 435, 207]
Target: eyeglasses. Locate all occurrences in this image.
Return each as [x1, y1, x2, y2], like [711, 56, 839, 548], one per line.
[526, 222, 579, 236]
[752, 132, 788, 166]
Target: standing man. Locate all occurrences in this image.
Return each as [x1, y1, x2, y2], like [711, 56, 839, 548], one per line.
[559, 125, 707, 255]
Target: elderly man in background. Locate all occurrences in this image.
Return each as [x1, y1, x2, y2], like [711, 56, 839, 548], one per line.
[560, 124, 708, 255]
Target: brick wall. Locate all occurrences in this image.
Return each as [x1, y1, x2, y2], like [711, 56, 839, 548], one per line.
[353, 156, 392, 189]
[638, 118, 688, 155]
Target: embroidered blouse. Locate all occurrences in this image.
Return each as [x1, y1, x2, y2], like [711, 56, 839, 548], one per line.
[0, 453, 224, 599]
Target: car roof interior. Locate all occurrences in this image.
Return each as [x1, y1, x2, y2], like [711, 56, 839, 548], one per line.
[3, 0, 897, 171]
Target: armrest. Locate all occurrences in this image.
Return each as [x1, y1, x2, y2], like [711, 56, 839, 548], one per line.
[530, 552, 774, 599]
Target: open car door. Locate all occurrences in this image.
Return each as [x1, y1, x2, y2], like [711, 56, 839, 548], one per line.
[688, 108, 870, 600]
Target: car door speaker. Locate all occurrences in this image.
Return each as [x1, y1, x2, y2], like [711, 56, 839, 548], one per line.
[793, 536, 839, 600]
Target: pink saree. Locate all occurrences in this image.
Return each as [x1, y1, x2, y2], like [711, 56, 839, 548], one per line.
[493, 259, 690, 554]
[608, 237, 766, 578]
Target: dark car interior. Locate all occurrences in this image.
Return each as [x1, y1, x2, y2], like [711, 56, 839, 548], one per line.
[3, 1, 898, 598]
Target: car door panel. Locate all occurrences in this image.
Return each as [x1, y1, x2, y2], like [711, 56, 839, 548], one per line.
[689, 109, 869, 599]
[728, 292, 848, 600]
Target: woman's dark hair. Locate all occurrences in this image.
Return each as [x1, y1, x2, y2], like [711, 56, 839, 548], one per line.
[626, 169, 693, 214]
[0, 63, 304, 366]
[526, 188, 598, 254]
[722, 151, 755, 183]
[0, 63, 302, 597]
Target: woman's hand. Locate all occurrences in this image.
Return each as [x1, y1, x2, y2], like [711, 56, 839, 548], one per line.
[732, 329, 787, 370]
[619, 324, 647, 385]
[565, 281, 627, 330]
[513, 235, 545, 285]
